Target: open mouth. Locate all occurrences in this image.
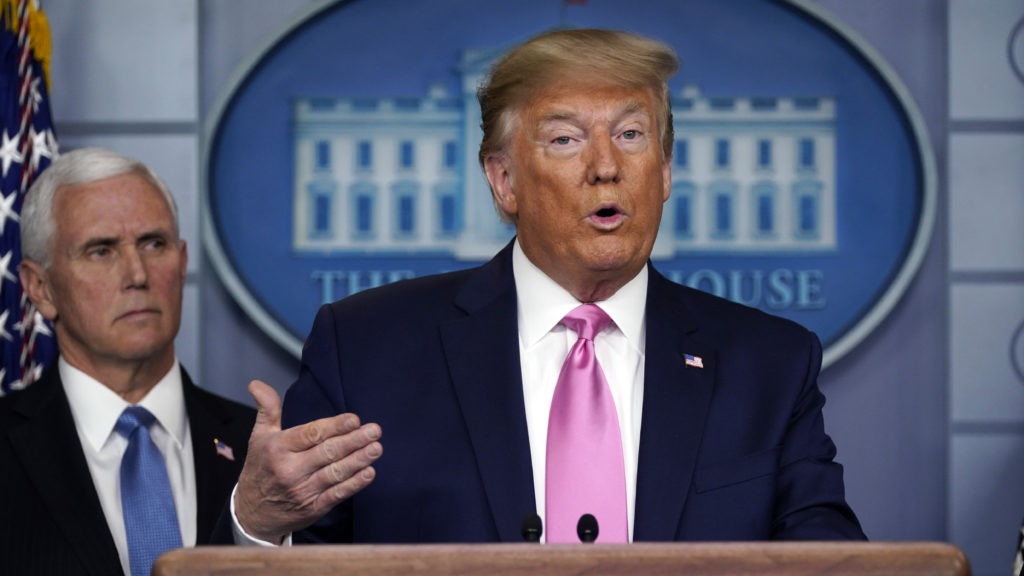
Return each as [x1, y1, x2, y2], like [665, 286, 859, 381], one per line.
[589, 204, 626, 228]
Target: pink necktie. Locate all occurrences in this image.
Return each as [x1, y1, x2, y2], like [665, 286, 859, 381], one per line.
[545, 304, 627, 543]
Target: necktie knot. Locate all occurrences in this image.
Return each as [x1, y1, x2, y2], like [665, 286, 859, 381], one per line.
[116, 405, 156, 438]
[561, 303, 612, 342]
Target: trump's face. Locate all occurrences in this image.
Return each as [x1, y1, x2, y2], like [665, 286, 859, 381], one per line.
[485, 81, 671, 301]
[21, 173, 187, 374]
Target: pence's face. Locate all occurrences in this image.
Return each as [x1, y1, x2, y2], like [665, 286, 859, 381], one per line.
[30, 173, 186, 368]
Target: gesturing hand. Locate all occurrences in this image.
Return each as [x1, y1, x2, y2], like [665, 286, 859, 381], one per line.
[234, 380, 382, 543]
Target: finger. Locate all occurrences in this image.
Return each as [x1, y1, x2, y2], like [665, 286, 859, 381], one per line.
[316, 442, 383, 506]
[248, 379, 283, 436]
[323, 464, 378, 507]
[311, 422, 381, 469]
[268, 421, 381, 494]
[278, 411, 364, 453]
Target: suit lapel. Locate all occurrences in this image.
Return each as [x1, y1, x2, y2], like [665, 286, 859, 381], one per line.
[440, 243, 536, 542]
[633, 270, 716, 541]
[183, 370, 246, 543]
[7, 368, 123, 575]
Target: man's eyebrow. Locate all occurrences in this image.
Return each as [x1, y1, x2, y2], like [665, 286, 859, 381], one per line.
[75, 229, 173, 251]
[137, 229, 173, 242]
[537, 109, 581, 125]
[537, 100, 650, 125]
[619, 99, 646, 114]
[616, 100, 653, 122]
[80, 236, 119, 250]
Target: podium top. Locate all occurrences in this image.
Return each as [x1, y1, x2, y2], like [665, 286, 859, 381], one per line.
[154, 541, 970, 576]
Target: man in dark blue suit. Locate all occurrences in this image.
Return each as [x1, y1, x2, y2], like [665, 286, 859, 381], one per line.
[230, 28, 865, 545]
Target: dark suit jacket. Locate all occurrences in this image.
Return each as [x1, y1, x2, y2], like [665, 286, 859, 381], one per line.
[282, 242, 865, 543]
[0, 364, 255, 575]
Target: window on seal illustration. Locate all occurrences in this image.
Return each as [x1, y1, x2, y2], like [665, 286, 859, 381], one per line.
[756, 139, 772, 170]
[709, 180, 737, 239]
[672, 180, 696, 239]
[315, 140, 331, 171]
[674, 139, 689, 170]
[350, 182, 377, 239]
[434, 182, 460, 238]
[307, 179, 335, 239]
[792, 179, 822, 240]
[356, 140, 373, 171]
[797, 138, 816, 171]
[399, 141, 415, 170]
[443, 140, 458, 171]
[306, 140, 336, 240]
[714, 139, 730, 170]
[392, 181, 418, 238]
[751, 181, 777, 238]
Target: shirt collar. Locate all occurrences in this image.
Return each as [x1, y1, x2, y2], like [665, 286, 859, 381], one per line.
[512, 239, 648, 349]
[60, 357, 187, 452]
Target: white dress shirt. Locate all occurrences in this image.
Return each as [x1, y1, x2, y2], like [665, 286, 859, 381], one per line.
[512, 240, 647, 542]
[61, 357, 196, 576]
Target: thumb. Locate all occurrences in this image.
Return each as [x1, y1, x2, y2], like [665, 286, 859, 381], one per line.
[248, 379, 283, 436]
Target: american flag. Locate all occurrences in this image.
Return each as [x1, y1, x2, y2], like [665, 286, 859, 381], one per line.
[683, 353, 704, 369]
[214, 439, 235, 462]
[0, 0, 57, 396]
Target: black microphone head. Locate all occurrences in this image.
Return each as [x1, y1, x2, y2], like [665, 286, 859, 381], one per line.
[521, 513, 543, 543]
[577, 513, 599, 543]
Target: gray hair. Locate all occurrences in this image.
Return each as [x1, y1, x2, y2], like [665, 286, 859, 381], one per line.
[20, 147, 179, 268]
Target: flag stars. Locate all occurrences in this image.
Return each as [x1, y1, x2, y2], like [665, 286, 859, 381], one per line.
[0, 130, 23, 178]
[0, 250, 17, 300]
[0, 309, 13, 342]
[0, 250, 18, 296]
[28, 77, 43, 113]
[29, 310, 51, 339]
[30, 127, 56, 170]
[0, 189, 20, 235]
[15, 311, 52, 340]
[7, 377, 28, 392]
[24, 362, 44, 387]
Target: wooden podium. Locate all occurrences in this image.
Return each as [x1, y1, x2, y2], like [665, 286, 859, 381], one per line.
[154, 542, 970, 575]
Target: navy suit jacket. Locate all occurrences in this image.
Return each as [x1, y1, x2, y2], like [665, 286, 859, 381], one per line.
[282, 242, 865, 543]
[0, 364, 255, 575]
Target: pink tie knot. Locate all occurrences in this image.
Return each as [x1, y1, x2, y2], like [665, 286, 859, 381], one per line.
[562, 304, 612, 341]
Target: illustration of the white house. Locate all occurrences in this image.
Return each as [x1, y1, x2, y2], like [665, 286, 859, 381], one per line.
[292, 49, 836, 260]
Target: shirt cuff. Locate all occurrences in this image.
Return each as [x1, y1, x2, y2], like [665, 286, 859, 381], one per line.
[229, 483, 293, 547]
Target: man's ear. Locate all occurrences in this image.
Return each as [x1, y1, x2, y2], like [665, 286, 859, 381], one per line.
[18, 260, 58, 321]
[483, 154, 518, 217]
[178, 239, 189, 282]
[661, 158, 672, 203]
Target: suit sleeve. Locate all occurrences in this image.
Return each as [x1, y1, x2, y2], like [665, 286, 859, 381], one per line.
[281, 303, 355, 543]
[771, 331, 866, 540]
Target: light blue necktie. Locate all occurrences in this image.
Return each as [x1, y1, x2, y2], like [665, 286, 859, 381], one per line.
[116, 406, 182, 576]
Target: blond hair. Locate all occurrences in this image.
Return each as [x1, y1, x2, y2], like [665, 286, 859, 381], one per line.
[477, 28, 679, 169]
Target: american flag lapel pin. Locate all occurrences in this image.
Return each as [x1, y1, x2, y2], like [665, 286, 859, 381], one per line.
[214, 438, 235, 461]
[683, 353, 704, 369]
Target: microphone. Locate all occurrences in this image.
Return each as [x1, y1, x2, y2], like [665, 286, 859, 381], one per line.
[576, 513, 599, 543]
[521, 513, 543, 543]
